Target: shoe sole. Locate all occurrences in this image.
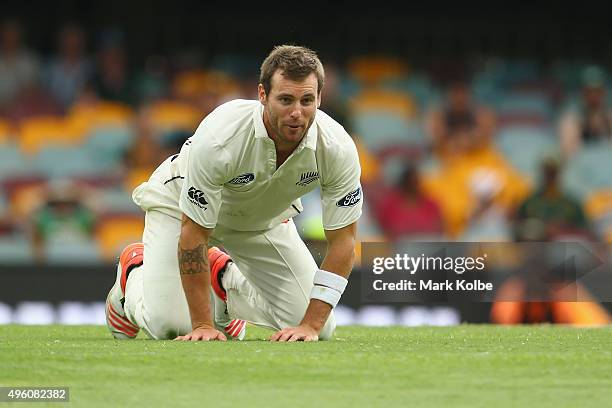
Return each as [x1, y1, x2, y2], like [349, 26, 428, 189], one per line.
[106, 262, 139, 339]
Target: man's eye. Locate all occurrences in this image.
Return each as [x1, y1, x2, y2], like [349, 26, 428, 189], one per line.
[279, 97, 291, 104]
[302, 99, 314, 105]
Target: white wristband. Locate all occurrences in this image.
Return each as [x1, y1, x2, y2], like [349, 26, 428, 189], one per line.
[313, 269, 348, 294]
[310, 285, 342, 308]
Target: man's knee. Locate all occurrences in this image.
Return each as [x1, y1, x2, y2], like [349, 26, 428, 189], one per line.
[145, 309, 191, 340]
[318, 312, 337, 341]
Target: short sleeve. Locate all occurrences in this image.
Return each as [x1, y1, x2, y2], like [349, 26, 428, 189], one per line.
[178, 140, 229, 228]
[320, 142, 363, 230]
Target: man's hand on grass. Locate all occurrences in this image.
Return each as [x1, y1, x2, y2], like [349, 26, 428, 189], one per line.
[175, 326, 227, 341]
[270, 324, 319, 342]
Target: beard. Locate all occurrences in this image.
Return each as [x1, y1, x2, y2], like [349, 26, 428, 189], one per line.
[266, 107, 312, 146]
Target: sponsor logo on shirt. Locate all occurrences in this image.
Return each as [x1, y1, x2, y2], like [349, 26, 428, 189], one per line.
[336, 187, 362, 207]
[296, 171, 320, 186]
[228, 173, 255, 185]
[187, 186, 208, 210]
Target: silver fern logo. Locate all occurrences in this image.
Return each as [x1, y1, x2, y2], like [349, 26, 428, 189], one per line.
[296, 171, 319, 186]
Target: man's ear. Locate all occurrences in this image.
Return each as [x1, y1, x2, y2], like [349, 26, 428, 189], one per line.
[317, 92, 322, 108]
[258, 84, 267, 105]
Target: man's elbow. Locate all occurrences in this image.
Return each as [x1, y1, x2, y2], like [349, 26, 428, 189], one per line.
[333, 237, 356, 265]
[346, 242, 356, 264]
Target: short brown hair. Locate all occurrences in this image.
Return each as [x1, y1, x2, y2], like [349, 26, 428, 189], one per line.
[259, 45, 325, 95]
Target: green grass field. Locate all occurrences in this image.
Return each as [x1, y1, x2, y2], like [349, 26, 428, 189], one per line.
[1, 325, 611, 407]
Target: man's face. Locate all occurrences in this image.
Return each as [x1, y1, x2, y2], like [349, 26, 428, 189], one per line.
[448, 84, 470, 111]
[259, 70, 320, 147]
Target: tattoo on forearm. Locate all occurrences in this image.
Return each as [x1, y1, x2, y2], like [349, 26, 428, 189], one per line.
[178, 244, 208, 275]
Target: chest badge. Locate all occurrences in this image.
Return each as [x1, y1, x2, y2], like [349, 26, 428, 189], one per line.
[296, 171, 319, 186]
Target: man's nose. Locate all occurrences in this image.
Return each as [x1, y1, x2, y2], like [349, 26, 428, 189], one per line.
[289, 106, 302, 119]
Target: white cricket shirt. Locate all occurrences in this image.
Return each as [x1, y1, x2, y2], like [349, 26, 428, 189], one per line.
[134, 99, 362, 232]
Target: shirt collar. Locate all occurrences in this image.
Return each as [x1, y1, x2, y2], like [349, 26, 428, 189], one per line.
[252, 102, 318, 151]
[253, 102, 269, 140]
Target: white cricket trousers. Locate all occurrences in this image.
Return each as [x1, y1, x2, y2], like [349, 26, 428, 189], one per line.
[123, 210, 336, 340]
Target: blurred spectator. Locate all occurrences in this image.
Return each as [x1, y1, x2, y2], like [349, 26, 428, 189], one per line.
[319, 62, 348, 126]
[29, 180, 97, 262]
[160, 129, 190, 159]
[426, 80, 496, 157]
[91, 28, 134, 104]
[132, 54, 169, 104]
[515, 155, 588, 240]
[0, 19, 40, 111]
[0, 192, 15, 235]
[375, 165, 443, 240]
[559, 65, 612, 157]
[124, 108, 164, 178]
[4, 85, 61, 123]
[70, 82, 100, 109]
[45, 23, 92, 109]
[460, 170, 511, 242]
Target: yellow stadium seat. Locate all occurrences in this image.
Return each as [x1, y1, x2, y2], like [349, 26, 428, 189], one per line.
[552, 283, 611, 325]
[347, 56, 408, 84]
[172, 69, 240, 100]
[172, 70, 208, 98]
[552, 302, 612, 326]
[0, 118, 13, 144]
[491, 280, 611, 326]
[18, 116, 85, 155]
[584, 189, 612, 219]
[96, 215, 145, 260]
[148, 101, 202, 132]
[353, 137, 381, 184]
[8, 182, 46, 222]
[349, 89, 417, 118]
[67, 101, 134, 136]
[605, 227, 612, 244]
[125, 167, 154, 192]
